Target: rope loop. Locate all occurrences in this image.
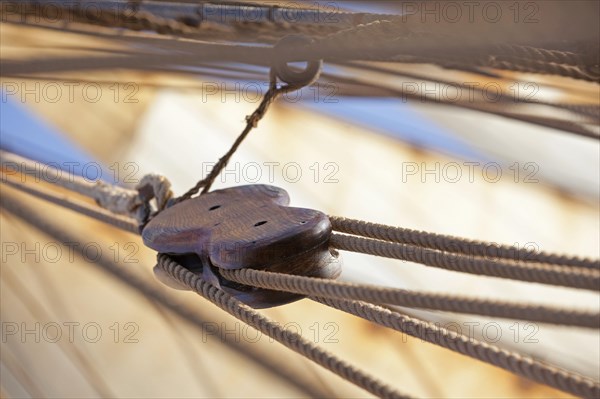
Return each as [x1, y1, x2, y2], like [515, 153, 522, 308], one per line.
[133, 173, 173, 230]
[273, 35, 323, 87]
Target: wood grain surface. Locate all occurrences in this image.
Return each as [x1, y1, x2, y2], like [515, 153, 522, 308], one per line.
[142, 184, 341, 307]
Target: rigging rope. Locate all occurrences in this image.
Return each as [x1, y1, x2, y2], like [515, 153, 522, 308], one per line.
[314, 297, 600, 399]
[5, 4, 599, 82]
[285, 21, 599, 82]
[327, 64, 599, 140]
[493, 44, 588, 66]
[0, 151, 170, 229]
[331, 233, 600, 292]
[330, 216, 600, 270]
[219, 268, 599, 328]
[0, 174, 139, 234]
[155, 254, 410, 399]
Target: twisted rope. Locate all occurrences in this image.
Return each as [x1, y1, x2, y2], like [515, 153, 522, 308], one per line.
[10, 3, 598, 83]
[1, 175, 139, 234]
[315, 297, 600, 399]
[156, 254, 411, 399]
[330, 216, 600, 270]
[489, 58, 598, 82]
[220, 268, 599, 328]
[493, 44, 587, 66]
[10, 0, 372, 40]
[0, 151, 172, 228]
[331, 233, 600, 292]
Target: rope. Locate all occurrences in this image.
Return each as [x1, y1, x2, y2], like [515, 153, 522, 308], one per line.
[7, 4, 599, 83]
[330, 216, 600, 270]
[220, 268, 599, 328]
[172, 70, 278, 202]
[288, 21, 600, 82]
[156, 254, 411, 399]
[11, 0, 376, 40]
[0, 193, 332, 398]
[315, 297, 600, 399]
[493, 44, 587, 66]
[489, 58, 598, 82]
[331, 233, 600, 292]
[1, 174, 139, 234]
[174, 62, 321, 203]
[327, 64, 599, 140]
[0, 151, 172, 228]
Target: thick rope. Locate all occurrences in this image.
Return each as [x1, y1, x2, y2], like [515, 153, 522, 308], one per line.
[330, 216, 600, 270]
[0, 151, 172, 227]
[292, 21, 599, 82]
[8, 4, 598, 83]
[156, 254, 411, 399]
[489, 57, 598, 82]
[10, 0, 371, 41]
[220, 268, 599, 328]
[493, 44, 587, 66]
[1, 174, 139, 234]
[331, 233, 600, 292]
[315, 297, 600, 399]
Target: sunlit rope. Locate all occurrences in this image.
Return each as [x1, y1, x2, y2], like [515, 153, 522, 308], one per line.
[220, 268, 599, 328]
[313, 297, 600, 399]
[155, 254, 410, 399]
[331, 233, 600, 291]
[172, 67, 313, 204]
[0, 174, 139, 234]
[0, 151, 169, 229]
[330, 216, 600, 269]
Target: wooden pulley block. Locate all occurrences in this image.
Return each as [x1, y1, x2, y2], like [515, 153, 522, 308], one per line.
[142, 185, 341, 308]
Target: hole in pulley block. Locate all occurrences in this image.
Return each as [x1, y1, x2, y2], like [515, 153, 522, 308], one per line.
[254, 221, 268, 227]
